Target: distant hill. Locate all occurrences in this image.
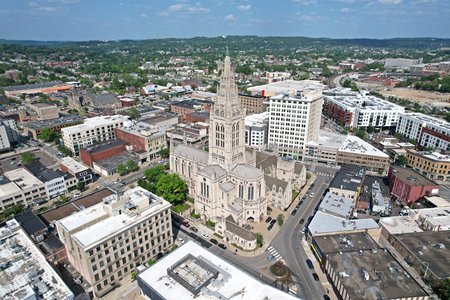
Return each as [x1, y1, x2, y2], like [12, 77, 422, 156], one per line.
[0, 36, 449, 49]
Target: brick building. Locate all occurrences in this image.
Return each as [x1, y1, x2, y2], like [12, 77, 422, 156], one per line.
[238, 94, 268, 115]
[79, 140, 126, 167]
[388, 166, 440, 205]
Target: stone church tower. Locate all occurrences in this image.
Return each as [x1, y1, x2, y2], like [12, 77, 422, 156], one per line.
[208, 55, 247, 172]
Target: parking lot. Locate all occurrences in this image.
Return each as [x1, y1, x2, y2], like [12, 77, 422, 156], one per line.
[0, 150, 57, 173]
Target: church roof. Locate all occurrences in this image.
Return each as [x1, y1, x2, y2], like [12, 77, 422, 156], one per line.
[225, 215, 257, 241]
[294, 162, 305, 175]
[230, 164, 263, 180]
[256, 152, 277, 172]
[264, 175, 288, 192]
[198, 165, 227, 179]
[173, 144, 208, 165]
[220, 182, 235, 192]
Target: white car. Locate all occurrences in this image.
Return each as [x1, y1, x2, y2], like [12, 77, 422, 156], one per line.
[177, 238, 184, 244]
[201, 233, 210, 239]
[309, 192, 315, 198]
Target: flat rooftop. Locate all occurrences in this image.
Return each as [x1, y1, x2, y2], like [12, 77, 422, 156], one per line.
[138, 241, 298, 300]
[359, 176, 390, 205]
[379, 216, 423, 235]
[400, 112, 450, 130]
[305, 129, 346, 150]
[1, 81, 65, 91]
[82, 139, 125, 154]
[390, 166, 438, 187]
[327, 250, 428, 300]
[0, 221, 73, 300]
[313, 232, 379, 255]
[319, 192, 355, 218]
[59, 187, 171, 249]
[4, 168, 43, 190]
[393, 231, 450, 279]
[248, 79, 324, 93]
[60, 157, 89, 173]
[309, 211, 379, 236]
[118, 121, 165, 139]
[39, 188, 114, 225]
[325, 93, 404, 112]
[339, 135, 389, 158]
[329, 164, 365, 192]
[408, 150, 450, 162]
[62, 115, 127, 134]
[94, 152, 137, 172]
[20, 115, 82, 130]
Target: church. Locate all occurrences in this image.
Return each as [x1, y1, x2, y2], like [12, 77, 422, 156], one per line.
[170, 55, 306, 249]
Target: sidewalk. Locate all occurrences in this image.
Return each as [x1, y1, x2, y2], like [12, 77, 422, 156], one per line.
[301, 238, 338, 300]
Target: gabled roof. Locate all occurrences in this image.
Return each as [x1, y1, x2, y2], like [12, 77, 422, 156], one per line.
[198, 165, 227, 179]
[264, 175, 288, 192]
[230, 164, 263, 180]
[173, 144, 208, 165]
[225, 215, 256, 241]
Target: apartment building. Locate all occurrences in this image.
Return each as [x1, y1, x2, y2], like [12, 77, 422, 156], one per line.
[323, 91, 405, 130]
[0, 117, 18, 144]
[244, 112, 269, 151]
[0, 168, 46, 210]
[396, 112, 450, 151]
[116, 121, 167, 162]
[61, 115, 127, 156]
[238, 94, 268, 115]
[303, 130, 347, 166]
[406, 150, 450, 183]
[336, 135, 390, 173]
[267, 89, 323, 160]
[0, 124, 11, 151]
[56, 187, 172, 298]
[26, 163, 67, 199]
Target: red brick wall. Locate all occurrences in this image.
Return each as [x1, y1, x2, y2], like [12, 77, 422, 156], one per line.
[185, 113, 209, 123]
[79, 143, 126, 167]
[115, 128, 147, 152]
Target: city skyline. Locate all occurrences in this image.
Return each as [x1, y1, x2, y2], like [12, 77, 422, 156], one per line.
[0, 0, 449, 41]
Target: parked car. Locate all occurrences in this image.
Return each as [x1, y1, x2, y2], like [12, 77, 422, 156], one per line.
[181, 220, 190, 227]
[265, 216, 272, 223]
[312, 273, 319, 281]
[177, 238, 184, 244]
[306, 259, 314, 269]
[270, 219, 277, 225]
[190, 227, 198, 233]
[291, 208, 298, 216]
[201, 233, 210, 239]
[267, 255, 276, 261]
[210, 238, 218, 245]
[267, 207, 272, 213]
[218, 243, 227, 249]
[323, 295, 331, 300]
[299, 218, 305, 224]
[310, 192, 315, 198]
[267, 223, 274, 231]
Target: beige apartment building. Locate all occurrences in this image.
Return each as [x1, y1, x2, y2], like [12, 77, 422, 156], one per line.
[61, 115, 128, 156]
[336, 135, 390, 173]
[238, 94, 268, 115]
[0, 168, 46, 210]
[56, 187, 172, 298]
[406, 150, 450, 183]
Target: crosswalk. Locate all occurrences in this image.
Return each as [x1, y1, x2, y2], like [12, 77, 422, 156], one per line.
[100, 180, 113, 188]
[316, 172, 334, 178]
[267, 246, 283, 261]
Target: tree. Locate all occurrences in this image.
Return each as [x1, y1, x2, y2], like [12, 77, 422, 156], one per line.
[355, 128, 368, 141]
[434, 279, 450, 300]
[37, 127, 57, 142]
[116, 163, 128, 176]
[77, 182, 85, 191]
[131, 271, 137, 281]
[147, 258, 155, 266]
[158, 148, 170, 158]
[395, 155, 408, 167]
[277, 214, 285, 226]
[155, 173, 187, 204]
[20, 152, 36, 165]
[366, 125, 375, 134]
[126, 160, 138, 172]
[256, 233, 264, 248]
[124, 107, 140, 120]
[144, 165, 166, 184]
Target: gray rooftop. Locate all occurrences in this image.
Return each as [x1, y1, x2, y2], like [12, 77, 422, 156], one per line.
[265, 175, 288, 192]
[327, 249, 428, 300]
[1, 81, 64, 91]
[319, 192, 355, 218]
[230, 164, 263, 180]
[313, 232, 380, 255]
[309, 211, 379, 236]
[95, 152, 138, 173]
[82, 139, 125, 154]
[330, 164, 365, 192]
[393, 231, 450, 279]
[173, 144, 208, 166]
[20, 115, 83, 130]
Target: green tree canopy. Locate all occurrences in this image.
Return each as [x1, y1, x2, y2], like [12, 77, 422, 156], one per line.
[434, 279, 450, 300]
[155, 173, 187, 204]
[37, 127, 57, 142]
[116, 163, 128, 176]
[256, 233, 264, 248]
[143, 165, 166, 185]
[277, 214, 285, 226]
[395, 155, 408, 167]
[126, 160, 139, 172]
[355, 128, 368, 141]
[158, 148, 170, 158]
[20, 152, 36, 165]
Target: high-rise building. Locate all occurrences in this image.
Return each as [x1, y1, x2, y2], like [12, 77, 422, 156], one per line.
[56, 187, 172, 298]
[267, 89, 323, 159]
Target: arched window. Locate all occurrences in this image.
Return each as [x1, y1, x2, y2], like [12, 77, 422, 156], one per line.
[239, 184, 244, 198]
[248, 184, 254, 200]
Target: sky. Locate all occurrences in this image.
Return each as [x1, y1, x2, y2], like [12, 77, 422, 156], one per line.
[0, 0, 449, 41]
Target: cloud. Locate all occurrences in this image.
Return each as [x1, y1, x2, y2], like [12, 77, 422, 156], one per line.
[292, 0, 317, 5]
[378, 0, 402, 4]
[35, 6, 58, 12]
[293, 12, 326, 21]
[140, 13, 149, 18]
[159, 3, 210, 16]
[236, 4, 251, 11]
[339, 7, 353, 13]
[224, 14, 235, 21]
[337, 0, 355, 2]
